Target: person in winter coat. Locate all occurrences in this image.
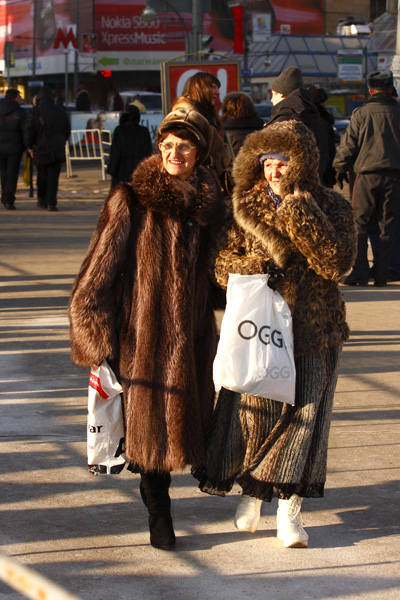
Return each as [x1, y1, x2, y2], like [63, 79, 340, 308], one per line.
[75, 83, 91, 111]
[23, 86, 71, 211]
[193, 120, 356, 548]
[307, 85, 337, 188]
[0, 89, 26, 210]
[333, 70, 400, 287]
[267, 67, 330, 182]
[221, 91, 264, 155]
[171, 72, 232, 195]
[106, 104, 152, 187]
[69, 108, 226, 551]
[109, 90, 124, 112]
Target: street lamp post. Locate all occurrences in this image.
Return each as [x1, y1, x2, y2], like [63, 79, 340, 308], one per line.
[191, 0, 202, 54]
[141, 1, 191, 55]
[73, 0, 79, 100]
[32, 0, 37, 78]
[243, 0, 249, 87]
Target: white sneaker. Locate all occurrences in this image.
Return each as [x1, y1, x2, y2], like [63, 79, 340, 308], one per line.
[234, 495, 263, 532]
[277, 495, 309, 548]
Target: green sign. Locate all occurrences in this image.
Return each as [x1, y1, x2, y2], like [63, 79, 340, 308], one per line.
[98, 57, 119, 66]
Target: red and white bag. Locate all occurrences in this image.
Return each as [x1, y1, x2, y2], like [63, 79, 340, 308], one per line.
[87, 360, 125, 474]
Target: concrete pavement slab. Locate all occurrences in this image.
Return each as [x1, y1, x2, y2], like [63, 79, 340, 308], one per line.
[0, 169, 399, 600]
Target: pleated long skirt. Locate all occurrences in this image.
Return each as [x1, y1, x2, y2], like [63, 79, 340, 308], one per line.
[193, 347, 342, 501]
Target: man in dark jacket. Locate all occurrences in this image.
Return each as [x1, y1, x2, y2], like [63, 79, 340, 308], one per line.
[334, 70, 400, 287]
[0, 89, 26, 210]
[267, 67, 329, 182]
[75, 83, 91, 111]
[106, 104, 152, 187]
[307, 85, 337, 188]
[23, 86, 71, 211]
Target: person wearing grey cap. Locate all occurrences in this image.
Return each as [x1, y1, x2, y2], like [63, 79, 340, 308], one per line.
[69, 108, 226, 551]
[267, 66, 330, 182]
[334, 70, 400, 286]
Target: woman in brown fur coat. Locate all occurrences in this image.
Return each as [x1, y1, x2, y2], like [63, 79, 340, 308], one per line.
[193, 119, 357, 548]
[69, 108, 225, 551]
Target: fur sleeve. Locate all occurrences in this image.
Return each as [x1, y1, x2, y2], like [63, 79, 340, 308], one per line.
[69, 183, 137, 367]
[275, 189, 356, 280]
[214, 224, 266, 289]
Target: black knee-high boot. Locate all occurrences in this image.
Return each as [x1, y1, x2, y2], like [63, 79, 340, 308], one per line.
[140, 472, 176, 550]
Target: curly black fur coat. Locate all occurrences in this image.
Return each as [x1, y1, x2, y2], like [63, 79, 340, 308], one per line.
[215, 120, 357, 357]
[69, 155, 225, 473]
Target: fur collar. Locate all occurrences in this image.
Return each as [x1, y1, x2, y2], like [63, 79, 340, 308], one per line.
[131, 154, 223, 225]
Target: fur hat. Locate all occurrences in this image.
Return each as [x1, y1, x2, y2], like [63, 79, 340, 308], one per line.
[271, 67, 303, 96]
[367, 70, 393, 90]
[157, 108, 212, 165]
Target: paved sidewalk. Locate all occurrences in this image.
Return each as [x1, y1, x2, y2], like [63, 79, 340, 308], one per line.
[0, 168, 399, 600]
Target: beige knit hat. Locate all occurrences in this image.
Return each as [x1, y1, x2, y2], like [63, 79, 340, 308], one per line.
[157, 108, 212, 165]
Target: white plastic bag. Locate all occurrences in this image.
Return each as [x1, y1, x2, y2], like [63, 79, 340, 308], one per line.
[213, 273, 296, 404]
[87, 360, 125, 474]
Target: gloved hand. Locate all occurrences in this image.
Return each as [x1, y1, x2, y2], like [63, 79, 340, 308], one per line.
[336, 171, 349, 190]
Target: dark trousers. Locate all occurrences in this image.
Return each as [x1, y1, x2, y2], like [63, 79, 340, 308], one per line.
[370, 209, 400, 275]
[0, 151, 23, 207]
[37, 160, 62, 208]
[351, 172, 400, 284]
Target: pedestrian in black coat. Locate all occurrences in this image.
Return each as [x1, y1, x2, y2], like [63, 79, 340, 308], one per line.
[0, 89, 26, 210]
[23, 86, 71, 211]
[106, 104, 153, 187]
[75, 84, 91, 111]
[221, 91, 264, 155]
[307, 85, 337, 188]
[268, 67, 330, 182]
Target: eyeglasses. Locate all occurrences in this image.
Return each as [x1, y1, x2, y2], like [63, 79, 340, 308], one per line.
[159, 142, 196, 155]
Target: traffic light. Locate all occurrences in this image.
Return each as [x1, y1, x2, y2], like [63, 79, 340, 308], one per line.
[101, 70, 112, 78]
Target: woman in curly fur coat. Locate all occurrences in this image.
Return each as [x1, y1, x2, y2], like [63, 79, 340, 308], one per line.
[69, 108, 225, 551]
[193, 119, 357, 548]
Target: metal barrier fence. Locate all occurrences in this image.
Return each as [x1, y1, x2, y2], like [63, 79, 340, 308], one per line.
[0, 551, 83, 600]
[65, 129, 112, 181]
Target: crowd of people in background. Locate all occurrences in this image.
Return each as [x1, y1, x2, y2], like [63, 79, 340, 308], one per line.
[1, 69, 399, 284]
[1, 69, 398, 279]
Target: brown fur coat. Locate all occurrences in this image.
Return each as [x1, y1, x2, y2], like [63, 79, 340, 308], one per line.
[215, 120, 357, 357]
[69, 155, 225, 472]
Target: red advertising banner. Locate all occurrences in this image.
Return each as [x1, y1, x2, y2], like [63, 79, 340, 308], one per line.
[94, 0, 323, 55]
[95, 1, 187, 53]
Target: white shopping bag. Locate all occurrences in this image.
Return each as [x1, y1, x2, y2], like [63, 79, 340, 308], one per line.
[87, 360, 125, 474]
[213, 273, 296, 404]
